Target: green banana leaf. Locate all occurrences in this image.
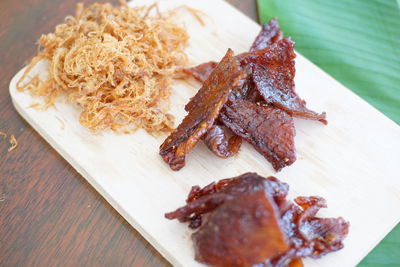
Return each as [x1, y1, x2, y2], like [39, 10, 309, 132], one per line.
[257, 0, 400, 124]
[257, 0, 400, 266]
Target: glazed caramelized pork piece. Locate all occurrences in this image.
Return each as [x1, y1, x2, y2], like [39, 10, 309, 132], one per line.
[166, 173, 349, 267]
[202, 125, 242, 158]
[220, 99, 296, 171]
[241, 38, 327, 124]
[183, 61, 218, 83]
[183, 18, 283, 83]
[161, 18, 327, 171]
[159, 49, 245, 170]
[250, 18, 282, 52]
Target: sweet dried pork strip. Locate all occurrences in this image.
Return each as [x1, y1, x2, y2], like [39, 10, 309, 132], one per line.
[250, 18, 282, 52]
[200, 75, 262, 159]
[202, 125, 242, 158]
[242, 38, 327, 124]
[185, 34, 327, 125]
[184, 18, 283, 84]
[183, 61, 218, 83]
[159, 49, 245, 171]
[183, 19, 283, 159]
[166, 172, 349, 267]
[166, 173, 288, 225]
[220, 99, 296, 171]
[192, 190, 289, 267]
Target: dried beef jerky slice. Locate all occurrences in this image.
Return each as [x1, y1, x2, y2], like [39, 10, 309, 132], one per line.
[243, 38, 327, 124]
[159, 49, 244, 171]
[220, 99, 296, 171]
[250, 18, 283, 52]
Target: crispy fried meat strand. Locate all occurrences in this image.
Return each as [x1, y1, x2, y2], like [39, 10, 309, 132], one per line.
[166, 173, 349, 267]
[159, 49, 245, 170]
[220, 99, 296, 171]
[242, 38, 327, 124]
[203, 125, 242, 158]
[250, 18, 282, 52]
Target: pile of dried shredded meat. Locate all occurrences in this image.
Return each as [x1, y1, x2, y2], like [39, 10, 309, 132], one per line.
[166, 172, 349, 267]
[17, 0, 189, 134]
[160, 19, 326, 171]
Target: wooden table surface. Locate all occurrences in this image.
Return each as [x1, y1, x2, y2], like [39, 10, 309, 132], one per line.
[0, 0, 257, 266]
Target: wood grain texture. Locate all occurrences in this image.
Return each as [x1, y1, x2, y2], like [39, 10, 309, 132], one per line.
[8, 0, 400, 266]
[1, 0, 256, 266]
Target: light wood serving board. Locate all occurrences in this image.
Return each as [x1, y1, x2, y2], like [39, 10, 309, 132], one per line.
[9, 0, 400, 266]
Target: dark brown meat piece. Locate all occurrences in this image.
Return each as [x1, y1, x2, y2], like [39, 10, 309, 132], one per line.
[203, 125, 242, 158]
[242, 38, 327, 124]
[165, 173, 289, 228]
[267, 197, 349, 266]
[165, 19, 327, 172]
[159, 49, 245, 170]
[220, 99, 296, 171]
[182, 19, 283, 161]
[166, 173, 349, 267]
[183, 18, 282, 85]
[192, 191, 289, 267]
[197, 73, 261, 160]
[183, 61, 218, 83]
[250, 18, 282, 52]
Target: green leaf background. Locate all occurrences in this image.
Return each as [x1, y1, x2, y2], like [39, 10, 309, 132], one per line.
[257, 0, 400, 266]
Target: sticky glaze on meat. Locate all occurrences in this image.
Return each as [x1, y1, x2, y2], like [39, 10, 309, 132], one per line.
[192, 191, 289, 267]
[220, 99, 296, 171]
[183, 61, 218, 83]
[166, 173, 349, 267]
[250, 18, 282, 52]
[242, 38, 327, 124]
[203, 125, 242, 158]
[161, 18, 328, 171]
[159, 49, 245, 170]
[182, 19, 284, 161]
[183, 18, 283, 85]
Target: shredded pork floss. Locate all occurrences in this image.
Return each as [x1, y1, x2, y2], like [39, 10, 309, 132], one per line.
[17, 0, 189, 134]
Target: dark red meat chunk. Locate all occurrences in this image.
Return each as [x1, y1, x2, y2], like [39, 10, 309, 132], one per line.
[159, 49, 245, 170]
[250, 18, 282, 52]
[192, 191, 289, 267]
[183, 18, 283, 85]
[203, 125, 242, 158]
[183, 61, 218, 84]
[166, 173, 349, 267]
[220, 99, 296, 171]
[161, 18, 328, 171]
[242, 38, 327, 124]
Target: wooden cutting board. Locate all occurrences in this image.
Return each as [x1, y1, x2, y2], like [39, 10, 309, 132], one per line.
[9, 0, 400, 266]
